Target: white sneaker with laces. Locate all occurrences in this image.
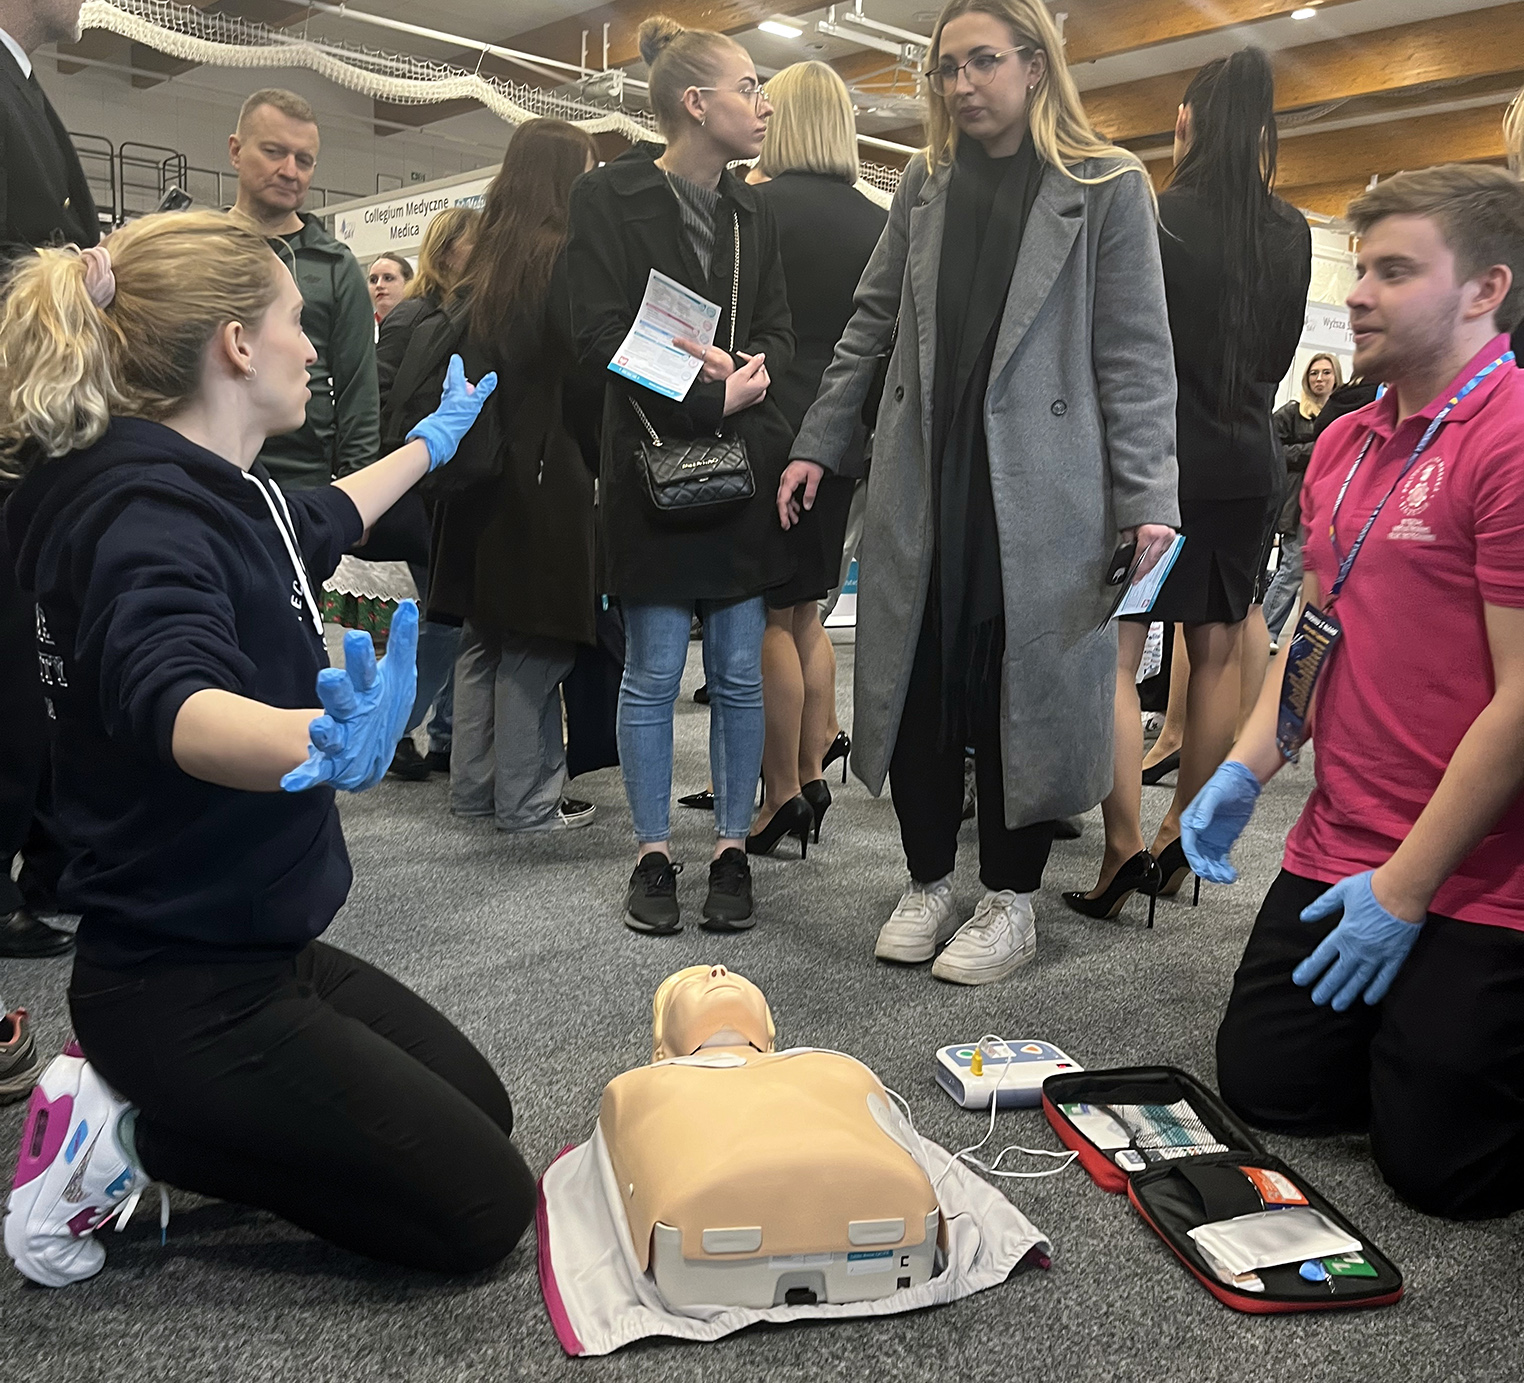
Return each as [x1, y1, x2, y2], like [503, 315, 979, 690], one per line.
[931, 889, 1037, 985]
[875, 875, 959, 963]
[5, 1046, 161, 1287]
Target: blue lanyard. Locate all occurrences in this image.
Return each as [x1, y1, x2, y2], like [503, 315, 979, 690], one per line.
[1325, 352, 1514, 605]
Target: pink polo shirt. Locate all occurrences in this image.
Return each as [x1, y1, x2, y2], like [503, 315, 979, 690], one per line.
[1283, 335, 1524, 930]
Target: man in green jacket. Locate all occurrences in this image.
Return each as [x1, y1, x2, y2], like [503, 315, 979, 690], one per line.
[230, 87, 379, 489]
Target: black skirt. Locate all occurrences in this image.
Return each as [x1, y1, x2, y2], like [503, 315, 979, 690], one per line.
[1135, 493, 1279, 626]
[765, 473, 856, 609]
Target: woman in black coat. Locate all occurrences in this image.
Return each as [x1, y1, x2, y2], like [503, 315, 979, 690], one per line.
[1072, 47, 1311, 917]
[427, 120, 602, 832]
[747, 62, 886, 850]
[567, 15, 795, 935]
[1264, 352, 1341, 639]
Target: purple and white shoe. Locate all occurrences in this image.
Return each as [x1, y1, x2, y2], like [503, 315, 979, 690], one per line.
[4, 1044, 161, 1287]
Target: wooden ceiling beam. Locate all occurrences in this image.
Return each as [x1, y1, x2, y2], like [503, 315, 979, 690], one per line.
[1086, 2, 1524, 143]
[1141, 103, 1509, 191]
[503, 0, 824, 73]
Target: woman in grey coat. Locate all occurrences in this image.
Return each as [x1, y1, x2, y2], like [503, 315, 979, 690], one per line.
[779, 0, 1180, 986]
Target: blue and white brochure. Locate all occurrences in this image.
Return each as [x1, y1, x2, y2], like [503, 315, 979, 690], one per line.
[607, 268, 720, 401]
[1114, 534, 1186, 618]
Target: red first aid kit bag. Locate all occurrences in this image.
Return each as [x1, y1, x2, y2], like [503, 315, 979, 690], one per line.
[1042, 1066, 1402, 1314]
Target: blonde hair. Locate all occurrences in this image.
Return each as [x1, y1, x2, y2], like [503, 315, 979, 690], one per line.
[638, 15, 744, 140]
[758, 61, 860, 182]
[1299, 352, 1343, 416]
[1506, 86, 1523, 177]
[0, 211, 282, 471]
[406, 206, 479, 302]
[922, 0, 1145, 191]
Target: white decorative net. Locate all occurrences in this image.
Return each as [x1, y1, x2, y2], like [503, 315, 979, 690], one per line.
[78, 0, 903, 204]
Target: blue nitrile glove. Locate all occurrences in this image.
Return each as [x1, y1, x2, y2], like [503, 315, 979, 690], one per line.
[1292, 871, 1424, 1010]
[281, 600, 419, 793]
[405, 354, 498, 471]
[1180, 760, 1262, 884]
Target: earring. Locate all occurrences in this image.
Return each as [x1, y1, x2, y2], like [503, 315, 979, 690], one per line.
[700, 115, 707, 127]
[244, 366, 257, 381]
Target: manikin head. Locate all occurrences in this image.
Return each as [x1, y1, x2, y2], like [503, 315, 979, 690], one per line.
[1344, 164, 1522, 397]
[651, 966, 776, 1063]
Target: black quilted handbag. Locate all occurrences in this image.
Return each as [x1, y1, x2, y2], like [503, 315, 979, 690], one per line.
[630, 213, 755, 524]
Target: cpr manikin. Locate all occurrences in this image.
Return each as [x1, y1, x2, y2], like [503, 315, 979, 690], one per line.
[598, 966, 943, 1309]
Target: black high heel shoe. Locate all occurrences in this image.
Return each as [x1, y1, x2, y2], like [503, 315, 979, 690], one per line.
[822, 731, 851, 784]
[1141, 749, 1180, 786]
[745, 796, 812, 859]
[1150, 838, 1201, 905]
[800, 779, 832, 843]
[1062, 851, 1160, 928]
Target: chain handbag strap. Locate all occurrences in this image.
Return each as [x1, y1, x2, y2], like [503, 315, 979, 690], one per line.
[630, 211, 743, 448]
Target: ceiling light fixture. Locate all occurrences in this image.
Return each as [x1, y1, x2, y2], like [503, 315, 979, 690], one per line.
[758, 19, 804, 38]
[1290, 6, 1318, 17]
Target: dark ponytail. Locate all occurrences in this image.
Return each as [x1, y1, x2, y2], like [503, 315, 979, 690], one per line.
[1169, 47, 1279, 419]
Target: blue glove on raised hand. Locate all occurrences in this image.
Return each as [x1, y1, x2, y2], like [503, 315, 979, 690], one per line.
[1180, 760, 1262, 884]
[281, 600, 419, 793]
[1292, 871, 1424, 1010]
[405, 354, 498, 471]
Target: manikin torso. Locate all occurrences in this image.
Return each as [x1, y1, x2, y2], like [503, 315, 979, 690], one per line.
[598, 966, 940, 1269]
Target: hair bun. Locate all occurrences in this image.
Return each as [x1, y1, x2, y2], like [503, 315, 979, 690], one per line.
[637, 15, 685, 67]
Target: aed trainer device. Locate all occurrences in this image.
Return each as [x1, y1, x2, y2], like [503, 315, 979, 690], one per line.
[934, 1040, 1082, 1109]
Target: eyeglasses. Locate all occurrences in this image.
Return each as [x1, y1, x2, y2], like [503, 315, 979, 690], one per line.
[925, 45, 1034, 95]
[694, 81, 770, 112]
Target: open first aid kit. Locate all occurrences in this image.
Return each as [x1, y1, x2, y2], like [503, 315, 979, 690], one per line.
[1042, 1065, 1403, 1314]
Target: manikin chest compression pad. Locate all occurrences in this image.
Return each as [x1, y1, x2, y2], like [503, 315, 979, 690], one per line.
[537, 1051, 1051, 1356]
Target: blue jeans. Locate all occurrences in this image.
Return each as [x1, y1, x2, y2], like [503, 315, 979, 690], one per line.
[407, 620, 460, 752]
[619, 598, 765, 843]
[1262, 532, 1303, 643]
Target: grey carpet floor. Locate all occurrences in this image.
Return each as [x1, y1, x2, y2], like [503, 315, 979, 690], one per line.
[2, 636, 1518, 1381]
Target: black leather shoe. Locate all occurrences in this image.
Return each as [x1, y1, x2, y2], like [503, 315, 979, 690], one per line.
[701, 849, 754, 931]
[1062, 851, 1160, 928]
[388, 739, 431, 781]
[800, 779, 831, 843]
[0, 908, 74, 959]
[678, 788, 716, 811]
[423, 747, 451, 775]
[822, 731, 851, 783]
[745, 796, 812, 859]
[1141, 749, 1180, 786]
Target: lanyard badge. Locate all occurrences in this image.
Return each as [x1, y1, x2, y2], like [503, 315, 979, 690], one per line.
[1274, 350, 1514, 761]
[1276, 604, 1342, 761]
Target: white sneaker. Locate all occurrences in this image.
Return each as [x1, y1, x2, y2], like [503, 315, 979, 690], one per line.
[5, 1047, 156, 1287]
[931, 890, 1037, 986]
[875, 875, 960, 963]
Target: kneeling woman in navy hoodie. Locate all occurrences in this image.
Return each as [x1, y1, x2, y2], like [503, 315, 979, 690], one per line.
[0, 211, 528, 1286]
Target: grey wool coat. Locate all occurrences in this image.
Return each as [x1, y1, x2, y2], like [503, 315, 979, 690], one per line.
[791, 153, 1180, 828]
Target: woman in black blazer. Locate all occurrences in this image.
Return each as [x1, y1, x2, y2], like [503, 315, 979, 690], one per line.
[1070, 47, 1310, 918]
[747, 62, 888, 851]
[566, 16, 795, 935]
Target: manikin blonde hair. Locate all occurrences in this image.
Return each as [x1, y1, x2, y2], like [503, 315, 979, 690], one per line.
[0, 211, 282, 472]
[922, 0, 1144, 190]
[758, 61, 860, 182]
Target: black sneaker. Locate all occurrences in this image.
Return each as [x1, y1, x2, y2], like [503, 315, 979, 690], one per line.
[388, 738, 431, 781]
[558, 797, 596, 829]
[0, 1009, 43, 1106]
[626, 853, 682, 934]
[423, 747, 451, 775]
[701, 848, 754, 932]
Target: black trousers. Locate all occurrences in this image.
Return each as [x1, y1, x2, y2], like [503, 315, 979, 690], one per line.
[0, 519, 64, 914]
[1216, 869, 1524, 1220]
[889, 616, 1055, 893]
[69, 941, 536, 1273]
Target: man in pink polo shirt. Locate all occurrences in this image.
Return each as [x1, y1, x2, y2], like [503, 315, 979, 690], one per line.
[1183, 163, 1524, 1219]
